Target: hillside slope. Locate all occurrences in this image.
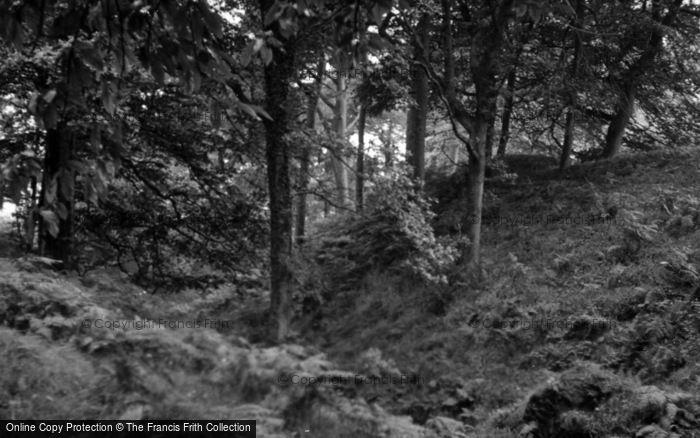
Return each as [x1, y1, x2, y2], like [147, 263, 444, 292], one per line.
[0, 259, 434, 437]
[310, 149, 700, 438]
[2, 149, 700, 437]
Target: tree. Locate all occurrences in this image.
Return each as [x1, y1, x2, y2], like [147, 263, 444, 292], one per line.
[257, 0, 300, 341]
[433, 0, 520, 269]
[331, 55, 352, 209]
[497, 70, 516, 158]
[296, 56, 325, 244]
[601, 0, 685, 158]
[559, 0, 584, 169]
[405, 12, 430, 182]
[356, 73, 368, 211]
[0, 0, 238, 267]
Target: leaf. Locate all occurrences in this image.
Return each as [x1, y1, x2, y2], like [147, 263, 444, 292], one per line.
[278, 18, 296, 39]
[44, 177, 57, 205]
[252, 105, 272, 121]
[28, 93, 39, 114]
[85, 179, 99, 206]
[102, 81, 116, 115]
[260, 46, 273, 65]
[199, 3, 223, 38]
[369, 4, 385, 25]
[241, 41, 254, 67]
[253, 37, 264, 52]
[236, 101, 261, 121]
[40, 209, 60, 237]
[263, 2, 282, 26]
[55, 202, 68, 220]
[44, 89, 57, 103]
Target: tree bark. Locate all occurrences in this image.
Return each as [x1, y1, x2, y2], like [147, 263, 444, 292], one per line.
[383, 119, 394, 168]
[443, 0, 461, 170]
[39, 127, 75, 268]
[601, 83, 636, 159]
[497, 70, 516, 158]
[560, 0, 584, 169]
[601, 0, 683, 159]
[461, 0, 514, 269]
[259, 0, 295, 342]
[463, 80, 496, 269]
[405, 13, 429, 182]
[331, 61, 351, 209]
[466, 136, 486, 267]
[356, 104, 367, 212]
[295, 58, 324, 245]
[485, 110, 496, 161]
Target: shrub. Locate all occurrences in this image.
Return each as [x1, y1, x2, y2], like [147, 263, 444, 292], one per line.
[311, 171, 458, 287]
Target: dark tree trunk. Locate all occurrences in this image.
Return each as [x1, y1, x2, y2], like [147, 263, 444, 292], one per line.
[260, 0, 296, 342]
[561, 110, 576, 168]
[295, 58, 324, 245]
[560, 0, 584, 169]
[465, 132, 486, 267]
[295, 99, 314, 245]
[463, 77, 496, 269]
[405, 13, 429, 182]
[39, 127, 75, 268]
[356, 104, 367, 212]
[461, 0, 514, 270]
[601, 0, 682, 159]
[497, 70, 516, 158]
[384, 143, 393, 168]
[602, 83, 636, 159]
[25, 175, 38, 251]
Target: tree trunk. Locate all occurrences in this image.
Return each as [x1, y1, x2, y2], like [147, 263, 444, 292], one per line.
[485, 110, 496, 161]
[460, 0, 514, 270]
[449, 141, 460, 169]
[405, 13, 429, 182]
[39, 127, 75, 268]
[260, 0, 295, 342]
[25, 175, 38, 251]
[383, 118, 394, 168]
[600, 0, 682, 159]
[561, 110, 576, 168]
[356, 104, 367, 212]
[465, 144, 485, 267]
[602, 83, 635, 159]
[560, 0, 584, 169]
[331, 63, 350, 209]
[295, 58, 324, 245]
[443, 0, 460, 171]
[497, 70, 515, 158]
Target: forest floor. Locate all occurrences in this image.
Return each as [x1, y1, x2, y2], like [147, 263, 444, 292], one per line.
[2, 149, 700, 437]
[304, 148, 700, 437]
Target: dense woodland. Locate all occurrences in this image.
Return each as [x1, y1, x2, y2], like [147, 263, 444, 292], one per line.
[2, 0, 700, 436]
